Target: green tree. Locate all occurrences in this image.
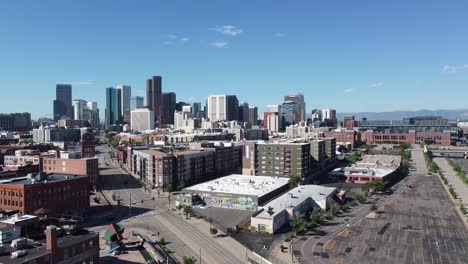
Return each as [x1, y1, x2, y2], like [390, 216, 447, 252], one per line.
[158, 236, 168, 246]
[370, 204, 378, 211]
[353, 193, 365, 203]
[288, 176, 301, 188]
[166, 184, 174, 193]
[209, 227, 218, 237]
[291, 216, 304, 236]
[183, 206, 193, 217]
[183, 256, 197, 264]
[309, 208, 323, 225]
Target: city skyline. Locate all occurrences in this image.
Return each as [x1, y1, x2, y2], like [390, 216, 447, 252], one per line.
[1, 1, 468, 119]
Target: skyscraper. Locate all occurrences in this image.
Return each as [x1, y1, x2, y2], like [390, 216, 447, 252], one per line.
[105, 87, 122, 127]
[239, 102, 250, 122]
[207, 95, 239, 121]
[284, 93, 306, 122]
[248, 106, 258, 126]
[321, 108, 336, 121]
[131, 108, 154, 132]
[117, 85, 131, 123]
[281, 101, 299, 127]
[74, 100, 99, 128]
[192, 102, 202, 116]
[146, 76, 162, 127]
[130, 96, 144, 111]
[162, 92, 176, 125]
[53, 84, 73, 121]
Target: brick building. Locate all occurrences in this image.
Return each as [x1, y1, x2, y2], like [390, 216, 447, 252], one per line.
[42, 157, 99, 187]
[0, 172, 90, 215]
[323, 129, 361, 148]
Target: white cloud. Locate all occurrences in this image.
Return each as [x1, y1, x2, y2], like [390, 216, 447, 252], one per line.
[186, 97, 195, 103]
[164, 34, 190, 45]
[66, 80, 95, 86]
[211, 41, 228, 48]
[344, 88, 355, 93]
[275, 32, 285, 38]
[210, 25, 243, 36]
[442, 64, 468, 74]
[368, 82, 384, 89]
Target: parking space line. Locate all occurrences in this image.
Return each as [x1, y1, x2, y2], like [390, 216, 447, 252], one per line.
[431, 253, 434, 264]
[458, 256, 462, 264]
[448, 255, 453, 264]
[460, 242, 465, 253]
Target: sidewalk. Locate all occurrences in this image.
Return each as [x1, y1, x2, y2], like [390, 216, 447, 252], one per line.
[434, 158, 468, 226]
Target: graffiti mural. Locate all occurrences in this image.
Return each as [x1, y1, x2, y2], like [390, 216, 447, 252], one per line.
[201, 194, 257, 211]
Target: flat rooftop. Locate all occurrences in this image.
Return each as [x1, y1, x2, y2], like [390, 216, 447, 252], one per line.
[0, 214, 38, 225]
[254, 185, 337, 219]
[183, 175, 289, 197]
[331, 154, 401, 178]
[0, 173, 87, 186]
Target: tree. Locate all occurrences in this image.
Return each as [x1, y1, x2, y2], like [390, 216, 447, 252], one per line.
[209, 227, 218, 237]
[370, 204, 378, 211]
[288, 176, 301, 188]
[166, 184, 174, 193]
[309, 208, 323, 226]
[353, 193, 365, 203]
[183, 256, 197, 264]
[177, 180, 186, 190]
[291, 216, 304, 236]
[158, 236, 168, 246]
[183, 206, 192, 217]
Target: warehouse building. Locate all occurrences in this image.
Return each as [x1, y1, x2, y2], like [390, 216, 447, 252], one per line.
[180, 175, 289, 211]
[251, 185, 337, 234]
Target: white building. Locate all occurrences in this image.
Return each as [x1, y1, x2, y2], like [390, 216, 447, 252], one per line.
[251, 185, 337, 234]
[182, 105, 192, 113]
[174, 111, 195, 132]
[207, 95, 227, 121]
[131, 108, 154, 132]
[117, 85, 132, 123]
[73, 99, 99, 128]
[322, 108, 336, 121]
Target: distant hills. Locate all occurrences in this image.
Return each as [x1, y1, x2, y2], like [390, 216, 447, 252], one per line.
[335, 109, 468, 121]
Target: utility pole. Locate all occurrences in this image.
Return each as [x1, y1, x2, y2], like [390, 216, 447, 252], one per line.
[199, 247, 202, 264]
[129, 193, 132, 218]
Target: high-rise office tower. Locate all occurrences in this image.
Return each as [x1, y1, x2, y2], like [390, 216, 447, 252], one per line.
[117, 85, 131, 123]
[321, 108, 336, 121]
[192, 102, 202, 116]
[105, 87, 122, 127]
[162, 92, 176, 125]
[281, 101, 299, 127]
[73, 99, 87, 120]
[130, 96, 144, 111]
[53, 84, 73, 121]
[284, 93, 306, 122]
[131, 108, 154, 132]
[239, 102, 250, 122]
[146, 76, 162, 127]
[248, 106, 258, 126]
[74, 100, 99, 128]
[207, 95, 239, 121]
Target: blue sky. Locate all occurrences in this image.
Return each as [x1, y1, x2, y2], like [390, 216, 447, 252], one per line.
[1, 0, 468, 119]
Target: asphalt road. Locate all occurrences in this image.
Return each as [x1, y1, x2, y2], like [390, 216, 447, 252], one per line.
[90, 140, 247, 263]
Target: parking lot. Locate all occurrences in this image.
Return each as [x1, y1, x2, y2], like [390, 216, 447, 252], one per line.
[325, 173, 468, 264]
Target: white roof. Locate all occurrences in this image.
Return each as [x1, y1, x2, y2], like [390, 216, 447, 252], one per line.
[0, 214, 38, 225]
[184, 174, 289, 197]
[254, 185, 337, 219]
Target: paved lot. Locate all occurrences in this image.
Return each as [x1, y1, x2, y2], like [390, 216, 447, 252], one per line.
[322, 149, 468, 264]
[435, 158, 468, 209]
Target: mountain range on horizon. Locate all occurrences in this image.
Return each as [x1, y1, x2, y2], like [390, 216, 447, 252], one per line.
[334, 109, 468, 121]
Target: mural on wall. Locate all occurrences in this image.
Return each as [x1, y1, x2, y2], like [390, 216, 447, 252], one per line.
[201, 194, 257, 211]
